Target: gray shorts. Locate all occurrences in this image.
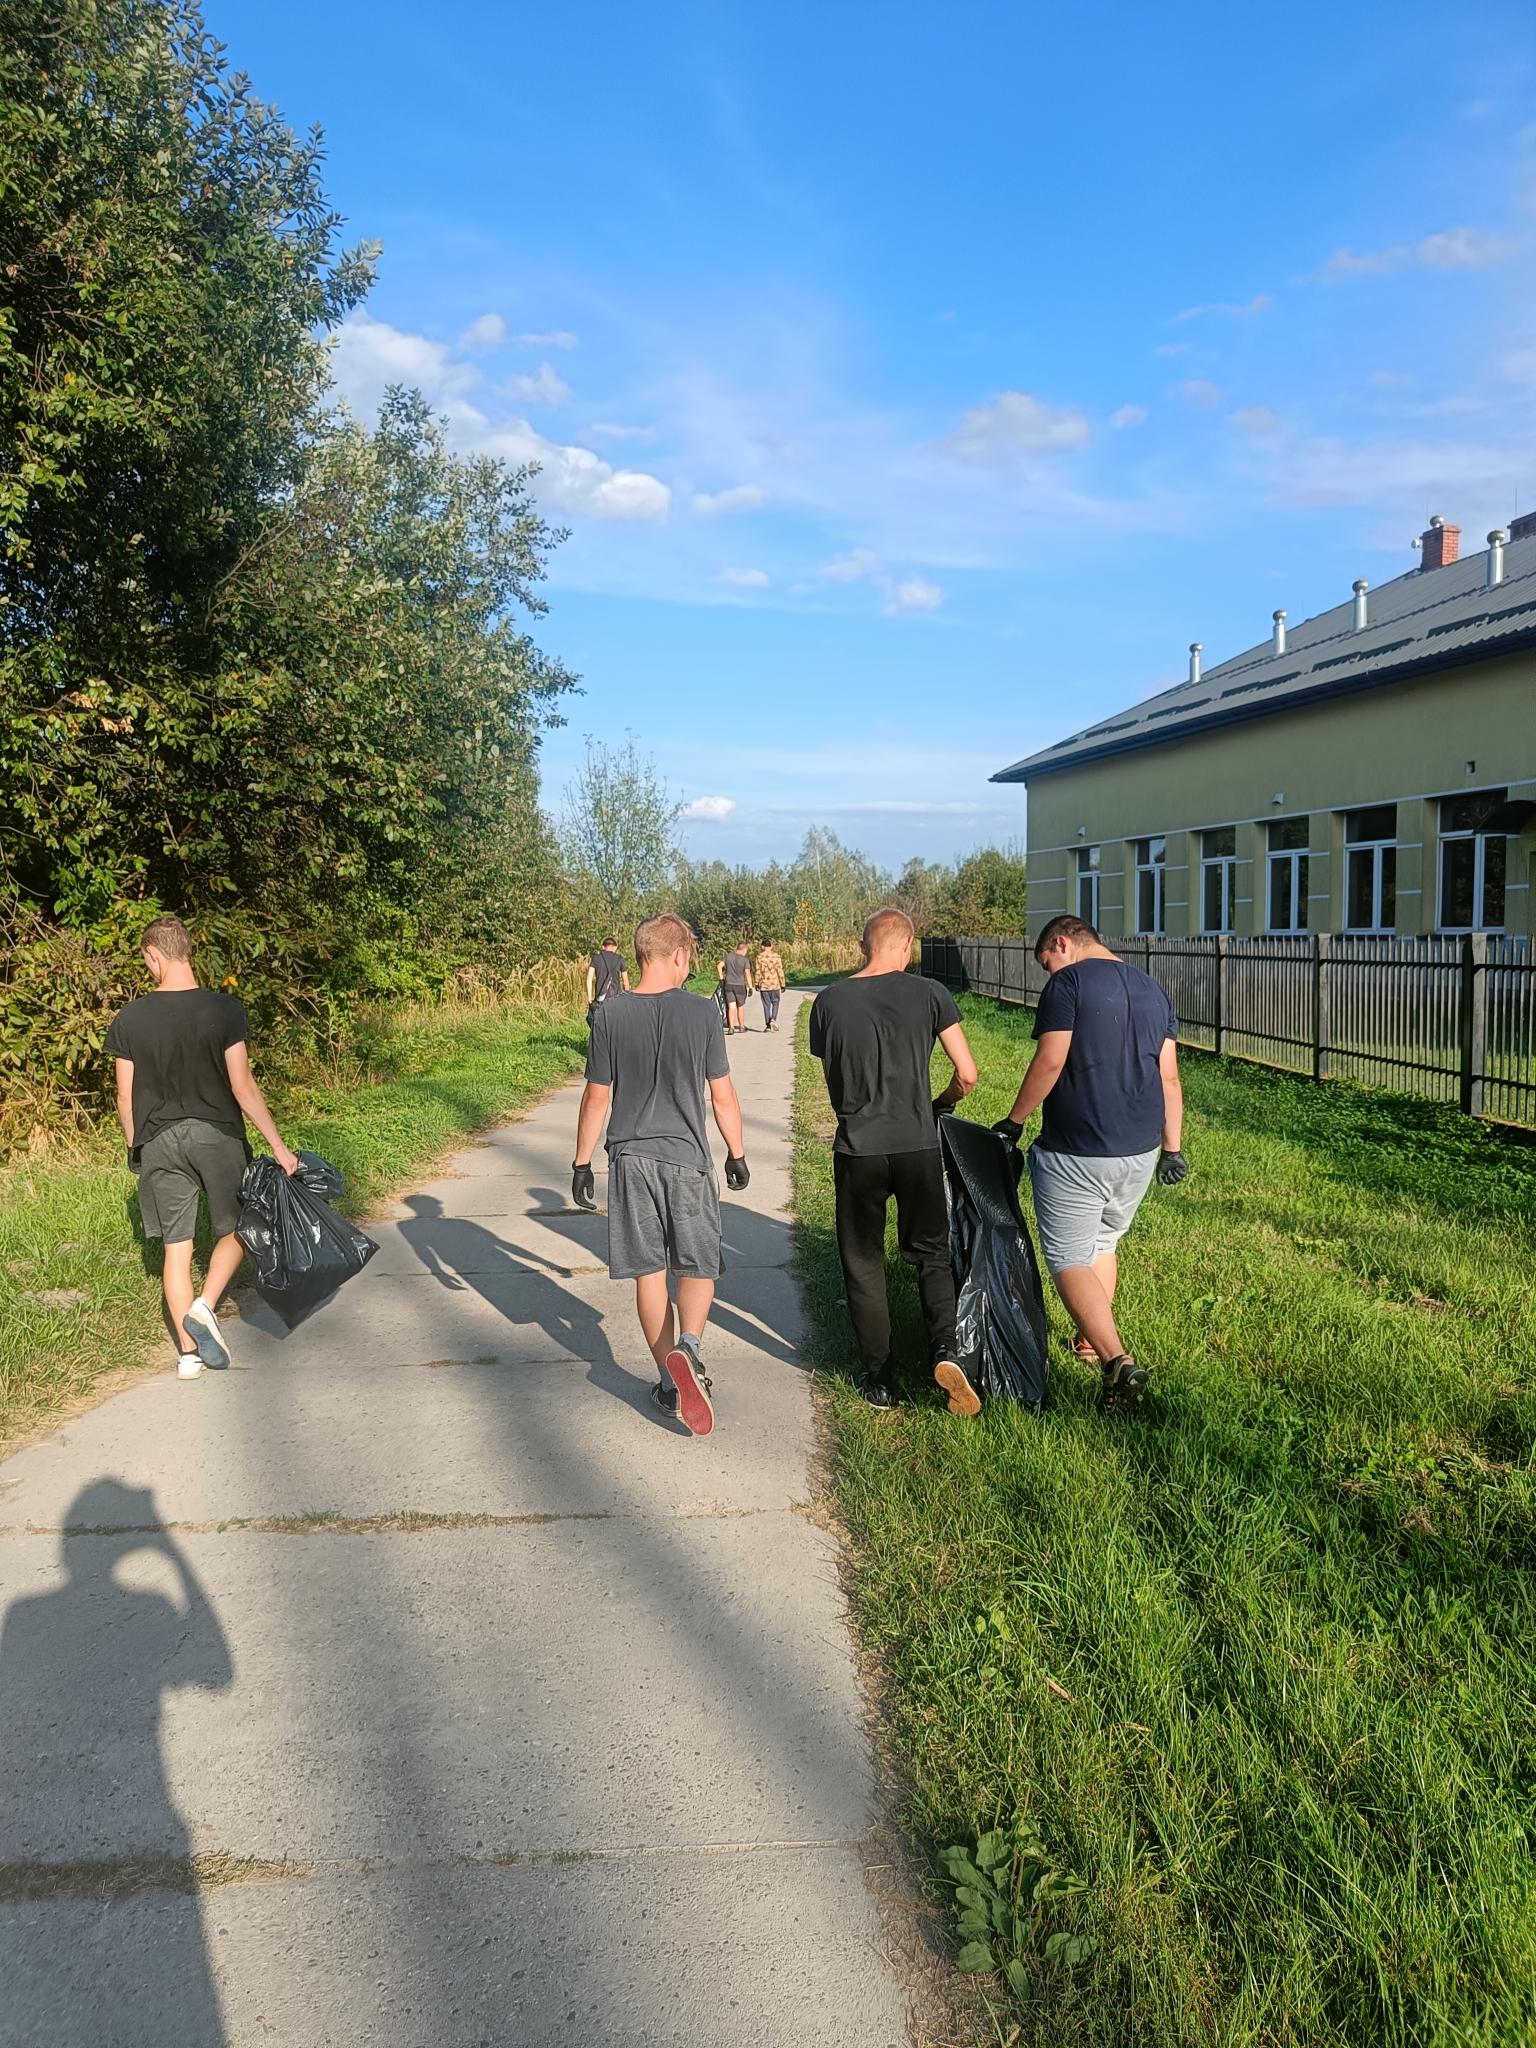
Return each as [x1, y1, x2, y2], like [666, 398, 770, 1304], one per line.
[1027, 1144, 1159, 1275]
[134, 1118, 249, 1243]
[607, 1153, 722, 1280]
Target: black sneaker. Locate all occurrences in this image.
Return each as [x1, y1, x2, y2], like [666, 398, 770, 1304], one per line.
[664, 1336, 715, 1436]
[933, 1359, 982, 1418]
[858, 1374, 897, 1410]
[1100, 1354, 1148, 1413]
[650, 1380, 680, 1418]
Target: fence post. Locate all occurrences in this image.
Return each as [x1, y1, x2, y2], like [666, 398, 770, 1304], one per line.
[1213, 935, 1228, 1057]
[1312, 934, 1331, 1081]
[1459, 932, 1488, 1117]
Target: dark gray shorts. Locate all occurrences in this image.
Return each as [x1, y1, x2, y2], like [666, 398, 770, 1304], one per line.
[607, 1153, 722, 1279]
[135, 1118, 248, 1243]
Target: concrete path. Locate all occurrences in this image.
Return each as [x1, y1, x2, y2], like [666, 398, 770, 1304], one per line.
[0, 994, 912, 2047]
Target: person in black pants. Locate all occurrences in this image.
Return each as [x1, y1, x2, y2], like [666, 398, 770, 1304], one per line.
[809, 909, 980, 1413]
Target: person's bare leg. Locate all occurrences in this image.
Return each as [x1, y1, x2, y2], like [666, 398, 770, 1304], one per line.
[1072, 1251, 1118, 1356]
[634, 1271, 676, 1373]
[162, 1240, 198, 1353]
[202, 1232, 245, 1310]
[674, 1275, 716, 1341]
[663, 1275, 718, 1435]
[1052, 1264, 1126, 1363]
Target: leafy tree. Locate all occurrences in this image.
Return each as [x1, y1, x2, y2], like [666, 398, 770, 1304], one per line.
[560, 735, 682, 933]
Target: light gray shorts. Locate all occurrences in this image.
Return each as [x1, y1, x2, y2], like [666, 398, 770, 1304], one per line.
[1027, 1144, 1159, 1275]
[607, 1153, 722, 1280]
[134, 1118, 249, 1243]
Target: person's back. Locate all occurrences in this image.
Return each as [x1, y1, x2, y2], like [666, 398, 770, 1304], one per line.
[106, 987, 250, 1152]
[809, 971, 959, 1155]
[586, 987, 724, 1167]
[590, 945, 626, 1001]
[1033, 957, 1175, 1158]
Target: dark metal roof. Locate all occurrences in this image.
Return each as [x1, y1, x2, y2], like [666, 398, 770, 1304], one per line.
[993, 531, 1536, 783]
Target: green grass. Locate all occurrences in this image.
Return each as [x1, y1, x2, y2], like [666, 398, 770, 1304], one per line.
[0, 998, 586, 1444]
[794, 992, 1536, 2047]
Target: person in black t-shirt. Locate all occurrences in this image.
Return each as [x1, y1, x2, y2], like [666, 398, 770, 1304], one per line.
[809, 908, 979, 1414]
[105, 915, 298, 1380]
[993, 913, 1188, 1413]
[585, 938, 630, 1019]
[716, 942, 753, 1034]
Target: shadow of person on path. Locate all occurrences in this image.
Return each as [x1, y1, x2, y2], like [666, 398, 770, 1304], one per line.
[396, 1194, 662, 1417]
[0, 1479, 232, 2046]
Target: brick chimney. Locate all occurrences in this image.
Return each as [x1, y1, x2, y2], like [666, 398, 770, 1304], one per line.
[1419, 515, 1460, 570]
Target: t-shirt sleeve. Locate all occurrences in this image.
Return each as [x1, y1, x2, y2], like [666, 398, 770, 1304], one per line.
[1033, 971, 1078, 1040]
[585, 1004, 613, 1086]
[104, 1010, 130, 1060]
[221, 998, 250, 1051]
[703, 1003, 729, 1081]
[932, 982, 962, 1033]
[1164, 989, 1180, 1041]
[807, 994, 826, 1058]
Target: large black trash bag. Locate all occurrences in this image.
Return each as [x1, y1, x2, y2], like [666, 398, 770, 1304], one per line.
[236, 1151, 378, 1330]
[939, 1117, 1049, 1411]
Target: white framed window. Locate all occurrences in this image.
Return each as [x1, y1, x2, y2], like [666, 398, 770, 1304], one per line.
[1344, 804, 1397, 933]
[1200, 826, 1236, 933]
[1076, 845, 1100, 925]
[1437, 789, 1508, 932]
[1267, 817, 1310, 933]
[1134, 836, 1166, 934]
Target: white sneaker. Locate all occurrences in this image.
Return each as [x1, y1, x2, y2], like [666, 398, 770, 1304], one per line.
[177, 1352, 204, 1380]
[184, 1296, 230, 1370]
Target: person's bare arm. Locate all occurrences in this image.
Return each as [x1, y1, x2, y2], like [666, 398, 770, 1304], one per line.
[1158, 1038, 1184, 1153]
[1003, 1030, 1072, 1127]
[572, 1081, 610, 1167]
[223, 1042, 299, 1174]
[708, 1074, 745, 1159]
[585, 965, 596, 1002]
[934, 1021, 978, 1108]
[115, 1058, 135, 1148]
[621, 970, 631, 991]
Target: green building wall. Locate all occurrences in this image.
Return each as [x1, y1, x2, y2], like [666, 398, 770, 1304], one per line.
[1019, 650, 1536, 940]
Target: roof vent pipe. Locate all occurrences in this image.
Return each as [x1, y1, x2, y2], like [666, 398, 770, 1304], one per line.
[1352, 578, 1369, 632]
[1188, 641, 1202, 684]
[1487, 529, 1507, 589]
[1272, 608, 1287, 656]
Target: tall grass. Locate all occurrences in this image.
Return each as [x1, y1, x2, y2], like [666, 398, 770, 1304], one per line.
[794, 994, 1536, 2046]
[0, 994, 586, 1444]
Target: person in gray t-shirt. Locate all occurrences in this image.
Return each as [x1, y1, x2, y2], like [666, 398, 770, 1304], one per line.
[571, 913, 751, 1436]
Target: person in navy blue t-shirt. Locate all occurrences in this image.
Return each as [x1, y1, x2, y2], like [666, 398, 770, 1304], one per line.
[993, 914, 1190, 1412]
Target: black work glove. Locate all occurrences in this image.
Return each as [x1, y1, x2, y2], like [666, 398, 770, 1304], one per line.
[991, 1118, 1024, 1147]
[1156, 1149, 1190, 1186]
[725, 1154, 750, 1192]
[571, 1162, 597, 1210]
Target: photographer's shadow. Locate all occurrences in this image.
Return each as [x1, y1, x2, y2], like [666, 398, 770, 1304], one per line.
[0, 1480, 232, 2045]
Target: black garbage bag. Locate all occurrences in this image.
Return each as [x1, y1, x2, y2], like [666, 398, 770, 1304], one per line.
[939, 1116, 1049, 1411]
[236, 1151, 378, 1330]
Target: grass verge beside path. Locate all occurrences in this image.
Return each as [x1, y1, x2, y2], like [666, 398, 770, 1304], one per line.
[0, 999, 585, 1448]
[795, 992, 1536, 2048]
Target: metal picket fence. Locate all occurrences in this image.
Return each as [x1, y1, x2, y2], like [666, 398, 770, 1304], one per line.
[920, 933, 1536, 1130]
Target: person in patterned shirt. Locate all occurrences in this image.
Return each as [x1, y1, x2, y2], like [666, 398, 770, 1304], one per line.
[755, 940, 787, 1031]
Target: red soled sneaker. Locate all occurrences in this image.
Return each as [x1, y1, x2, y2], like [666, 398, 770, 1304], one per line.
[664, 1335, 715, 1437]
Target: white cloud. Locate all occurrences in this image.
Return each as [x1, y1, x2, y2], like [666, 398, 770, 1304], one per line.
[1108, 404, 1148, 430]
[516, 329, 579, 350]
[1156, 342, 1191, 357]
[680, 795, 736, 822]
[821, 548, 883, 583]
[1229, 405, 1281, 435]
[589, 420, 659, 444]
[1178, 379, 1226, 409]
[884, 576, 943, 616]
[692, 484, 767, 515]
[1318, 228, 1511, 279]
[475, 423, 671, 520]
[718, 566, 769, 588]
[504, 363, 571, 406]
[329, 312, 479, 413]
[1176, 293, 1271, 322]
[460, 312, 507, 351]
[946, 390, 1092, 464]
[1253, 432, 1533, 528]
[1501, 343, 1536, 384]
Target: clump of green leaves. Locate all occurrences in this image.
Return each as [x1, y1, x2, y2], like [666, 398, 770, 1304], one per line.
[940, 1820, 1097, 2008]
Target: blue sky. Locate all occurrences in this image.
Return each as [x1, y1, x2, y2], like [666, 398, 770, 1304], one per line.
[219, 0, 1536, 869]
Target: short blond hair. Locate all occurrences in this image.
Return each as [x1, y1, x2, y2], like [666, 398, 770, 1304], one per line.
[140, 914, 192, 962]
[634, 912, 698, 965]
[862, 908, 914, 955]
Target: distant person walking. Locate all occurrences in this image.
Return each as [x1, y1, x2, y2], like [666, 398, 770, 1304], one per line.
[585, 937, 630, 1019]
[571, 914, 750, 1435]
[809, 909, 980, 1414]
[106, 915, 299, 1379]
[717, 941, 753, 1034]
[993, 914, 1188, 1413]
[755, 939, 787, 1031]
